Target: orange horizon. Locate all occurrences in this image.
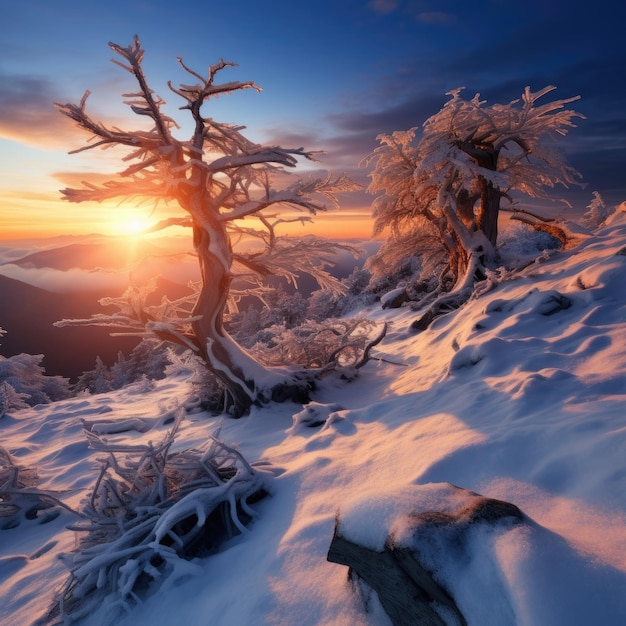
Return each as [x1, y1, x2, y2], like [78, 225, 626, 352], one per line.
[0, 191, 375, 242]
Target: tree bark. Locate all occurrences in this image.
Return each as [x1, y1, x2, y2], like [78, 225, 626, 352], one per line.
[456, 145, 501, 248]
[474, 146, 501, 248]
[191, 224, 310, 415]
[410, 248, 480, 331]
[456, 188, 477, 230]
[410, 200, 494, 331]
[477, 175, 501, 247]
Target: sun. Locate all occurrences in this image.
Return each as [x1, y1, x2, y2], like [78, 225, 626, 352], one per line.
[114, 212, 153, 237]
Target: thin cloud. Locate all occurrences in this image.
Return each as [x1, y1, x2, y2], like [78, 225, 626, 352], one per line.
[0, 255, 199, 294]
[0, 70, 151, 151]
[367, 0, 400, 15]
[258, 127, 327, 153]
[0, 264, 129, 294]
[0, 72, 80, 149]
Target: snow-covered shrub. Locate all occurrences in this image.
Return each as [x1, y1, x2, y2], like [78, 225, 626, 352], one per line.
[306, 289, 341, 322]
[307, 267, 377, 322]
[0, 352, 71, 407]
[74, 341, 174, 396]
[231, 304, 263, 344]
[497, 222, 561, 264]
[261, 287, 308, 329]
[364, 230, 445, 306]
[229, 286, 309, 348]
[50, 410, 267, 623]
[344, 266, 372, 297]
[0, 380, 29, 418]
[166, 351, 226, 414]
[125, 339, 172, 382]
[74, 355, 113, 395]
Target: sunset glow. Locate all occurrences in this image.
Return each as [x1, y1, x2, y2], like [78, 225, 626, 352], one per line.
[1, 1, 623, 245]
[115, 213, 154, 237]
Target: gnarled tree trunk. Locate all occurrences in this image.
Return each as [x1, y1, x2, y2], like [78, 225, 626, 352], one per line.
[411, 202, 493, 331]
[473, 147, 501, 248]
[191, 223, 311, 416]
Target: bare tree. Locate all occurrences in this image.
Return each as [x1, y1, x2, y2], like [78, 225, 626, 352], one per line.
[55, 36, 359, 415]
[365, 86, 584, 329]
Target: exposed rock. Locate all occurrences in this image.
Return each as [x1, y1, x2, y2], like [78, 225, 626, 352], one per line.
[327, 483, 524, 626]
[381, 287, 408, 309]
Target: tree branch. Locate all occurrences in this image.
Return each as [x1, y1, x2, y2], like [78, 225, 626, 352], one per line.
[108, 36, 174, 144]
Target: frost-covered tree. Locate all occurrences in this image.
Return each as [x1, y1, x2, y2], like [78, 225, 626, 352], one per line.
[55, 36, 358, 415]
[583, 191, 612, 228]
[0, 380, 29, 418]
[75, 356, 113, 395]
[125, 339, 171, 381]
[366, 86, 584, 329]
[109, 351, 130, 389]
[0, 328, 71, 406]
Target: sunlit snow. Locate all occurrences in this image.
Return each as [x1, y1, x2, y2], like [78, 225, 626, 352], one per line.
[1, 212, 625, 625]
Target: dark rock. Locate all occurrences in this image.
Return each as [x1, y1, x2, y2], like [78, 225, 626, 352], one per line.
[327, 483, 524, 626]
[381, 287, 408, 309]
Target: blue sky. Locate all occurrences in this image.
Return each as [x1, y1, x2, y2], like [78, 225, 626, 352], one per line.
[1, 0, 625, 237]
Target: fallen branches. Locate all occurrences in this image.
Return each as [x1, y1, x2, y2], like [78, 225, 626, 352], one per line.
[509, 207, 588, 248]
[48, 409, 267, 624]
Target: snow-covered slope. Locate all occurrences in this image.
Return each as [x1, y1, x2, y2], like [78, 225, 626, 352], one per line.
[1, 212, 625, 625]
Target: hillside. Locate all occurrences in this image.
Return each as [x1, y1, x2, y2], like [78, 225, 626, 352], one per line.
[0, 211, 625, 625]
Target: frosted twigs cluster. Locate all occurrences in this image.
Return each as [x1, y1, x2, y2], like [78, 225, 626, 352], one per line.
[49, 409, 267, 624]
[0, 446, 74, 530]
[250, 319, 387, 374]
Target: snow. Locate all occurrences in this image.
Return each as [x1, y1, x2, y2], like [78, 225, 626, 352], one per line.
[1, 213, 626, 625]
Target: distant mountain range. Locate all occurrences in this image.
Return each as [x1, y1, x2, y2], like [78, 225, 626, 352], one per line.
[0, 235, 377, 380]
[7, 240, 168, 271]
